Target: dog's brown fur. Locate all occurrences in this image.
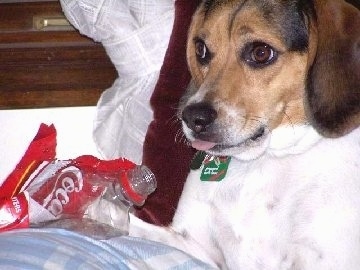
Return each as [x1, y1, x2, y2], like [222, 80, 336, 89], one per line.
[307, 0, 360, 137]
[185, 0, 359, 139]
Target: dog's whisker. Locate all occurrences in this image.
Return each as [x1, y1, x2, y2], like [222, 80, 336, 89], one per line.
[174, 128, 190, 146]
[283, 111, 295, 129]
[174, 129, 183, 143]
[248, 116, 267, 127]
[165, 114, 181, 127]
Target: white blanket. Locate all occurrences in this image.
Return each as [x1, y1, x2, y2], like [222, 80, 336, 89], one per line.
[60, 0, 175, 164]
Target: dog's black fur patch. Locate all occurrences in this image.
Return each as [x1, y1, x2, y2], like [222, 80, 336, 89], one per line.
[255, 0, 315, 52]
[203, 0, 232, 14]
[202, 0, 315, 52]
[281, 0, 315, 51]
[346, 0, 360, 9]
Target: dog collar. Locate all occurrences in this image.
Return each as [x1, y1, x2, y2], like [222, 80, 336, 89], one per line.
[191, 151, 231, 182]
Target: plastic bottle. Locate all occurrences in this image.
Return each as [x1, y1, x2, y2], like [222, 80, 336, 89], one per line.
[28, 164, 156, 239]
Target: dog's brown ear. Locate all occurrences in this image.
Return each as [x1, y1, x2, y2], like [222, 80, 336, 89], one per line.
[305, 0, 360, 137]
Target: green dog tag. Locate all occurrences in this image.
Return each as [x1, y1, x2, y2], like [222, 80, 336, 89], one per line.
[200, 155, 231, 181]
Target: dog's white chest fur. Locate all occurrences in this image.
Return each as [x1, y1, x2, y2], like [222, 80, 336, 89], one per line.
[130, 126, 360, 269]
[169, 126, 360, 269]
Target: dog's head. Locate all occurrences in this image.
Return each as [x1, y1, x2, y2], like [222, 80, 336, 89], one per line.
[179, 0, 359, 158]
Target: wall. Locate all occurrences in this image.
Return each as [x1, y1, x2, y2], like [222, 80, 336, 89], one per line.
[0, 107, 99, 184]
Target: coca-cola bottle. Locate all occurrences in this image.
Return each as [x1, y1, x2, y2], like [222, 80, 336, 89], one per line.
[27, 163, 156, 239]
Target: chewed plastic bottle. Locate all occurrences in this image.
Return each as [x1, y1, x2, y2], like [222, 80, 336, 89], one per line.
[29, 164, 157, 239]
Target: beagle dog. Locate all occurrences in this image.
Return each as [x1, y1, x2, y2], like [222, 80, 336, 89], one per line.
[130, 0, 360, 269]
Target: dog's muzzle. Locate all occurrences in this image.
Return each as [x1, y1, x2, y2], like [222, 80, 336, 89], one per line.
[181, 101, 268, 154]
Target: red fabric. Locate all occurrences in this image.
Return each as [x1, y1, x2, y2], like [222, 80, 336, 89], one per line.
[135, 0, 201, 225]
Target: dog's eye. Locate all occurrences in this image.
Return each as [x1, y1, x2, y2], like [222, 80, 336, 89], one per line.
[242, 42, 278, 68]
[195, 41, 207, 58]
[194, 39, 211, 65]
[252, 44, 274, 63]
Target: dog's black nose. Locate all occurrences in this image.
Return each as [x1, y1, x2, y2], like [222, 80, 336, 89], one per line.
[182, 102, 217, 133]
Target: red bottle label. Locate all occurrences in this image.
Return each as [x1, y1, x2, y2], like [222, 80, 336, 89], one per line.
[0, 193, 29, 231]
[30, 165, 104, 218]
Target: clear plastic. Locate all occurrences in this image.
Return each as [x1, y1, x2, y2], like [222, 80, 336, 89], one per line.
[30, 165, 156, 239]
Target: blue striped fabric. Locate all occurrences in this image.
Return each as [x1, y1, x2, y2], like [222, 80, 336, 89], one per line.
[0, 229, 215, 270]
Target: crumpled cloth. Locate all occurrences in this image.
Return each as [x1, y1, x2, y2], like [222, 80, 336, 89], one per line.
[60, 0, 175, 164]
